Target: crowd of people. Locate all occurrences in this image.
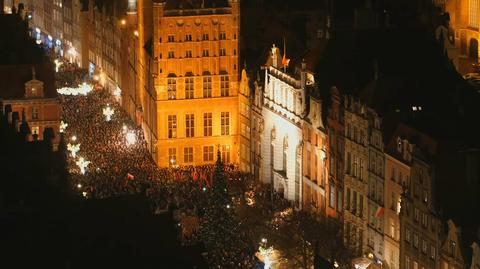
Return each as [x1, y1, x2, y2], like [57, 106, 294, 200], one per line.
[57, 65, 253, 250]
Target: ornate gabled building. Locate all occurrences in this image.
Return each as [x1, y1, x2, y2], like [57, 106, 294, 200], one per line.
[384, 135, 412, 269]
[326, 86, 344, 220]
[0, 65, 61, 148]
[260, 44, 313, 206]
[366, 108, 385, 263]
[440, 220, 465, 269]
[302, 90, 328, 215]
[396, 124, 441, 269]
[343, 95, 369, 256]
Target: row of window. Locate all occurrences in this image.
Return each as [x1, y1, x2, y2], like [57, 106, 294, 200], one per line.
[165, 48, 236, 59]
[167, 112, 230, 139]
[405, 228, 436, 259]
[346, 152, 365, 180]
[167, 75, 229, 99]
[167, 145, 231, 164]
[346, 123, 367, 145]
[165, 32, 231, 43]
[345, 187, 364, 217]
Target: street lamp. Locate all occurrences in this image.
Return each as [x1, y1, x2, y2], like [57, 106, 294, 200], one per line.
[60, 120, 68, 133]
[67, 143, 81, 158]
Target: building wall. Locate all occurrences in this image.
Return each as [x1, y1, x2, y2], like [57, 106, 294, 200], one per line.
[366, 110, 385, 262]
[440, 220, 465, 269]
[343, 96, 369, 256]
[151, 1, 242, 167]
[326, 86, 344, 220]
[400, 155, 440, 269]
[384, 152, 410, 269]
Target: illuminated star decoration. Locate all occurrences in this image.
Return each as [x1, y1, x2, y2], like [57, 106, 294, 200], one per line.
[60, 121, 68, 133]
[103, 104, 114, 122]
[126, 131, 136, 145]
[259, 245, 274, 269]
[76, 157, 91, 175]
[67, 143, 81, 158]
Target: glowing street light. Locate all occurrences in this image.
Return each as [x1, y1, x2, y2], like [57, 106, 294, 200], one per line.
[126, 131, 136, 145]
[134, 30, 139, 37]
[67, 143, 81, 158]
[121, 19, 126, 25]
[76, 157, 91, 175]
[103, 104, 114, 122]
[60, 121, 68, 133]
[54, 59, 63, 72]
[77, 183, 82, 188]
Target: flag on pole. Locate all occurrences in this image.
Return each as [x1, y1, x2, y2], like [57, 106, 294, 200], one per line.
[375, 206, 385, 218]
[282, 37, 290, 68]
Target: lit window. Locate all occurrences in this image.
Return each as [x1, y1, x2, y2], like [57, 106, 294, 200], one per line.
[219, 48, 226, 56]
[32, 107, 39, 120]
[221, 112, 230, 135]
[469, 0, 480, 29]
[31, 126, 40, 136]
[203, 76, 212, 97]
[220, 75, 229, 96]
[430, 245, 436, 259]
[203, 112, 212, 136]
[168, 148, 176, 166]
[184, 147, 193, 163]
[203, 145, 214, 162]
[329, 183, 335, 208]
[221, 145, 230, 163]
[185, 77, 194, 99]
[167, 115, 177, 138]
[185, 114, 194, 138]
[167, 78, 176, 100]
[422, 239, 428, 254]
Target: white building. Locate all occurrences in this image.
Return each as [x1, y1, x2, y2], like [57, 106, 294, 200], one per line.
[260, 44, 312, 206]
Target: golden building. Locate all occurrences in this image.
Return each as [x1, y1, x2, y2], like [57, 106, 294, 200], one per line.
[144, 0, 244, 168]
[440, 0, 480, 73]
[440, 220, 464, 269]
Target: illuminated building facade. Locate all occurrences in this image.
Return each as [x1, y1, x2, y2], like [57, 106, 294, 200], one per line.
[146, 0, 245, 168]
[440, 220, 465, 269]
[366, 109, 385, 263]
[470, 242, 480, 269]
[343, 95, 369, 256]
[440, 0, 480, 73]
[260, 45, 311, 205]
[0, 65, 61, 147]
[326, 86, 344, 219]
[251, 73, 264, 181]
[397, 125, 440, 269]
[302, 95, 328, 215]
[384, 137, 412, 269]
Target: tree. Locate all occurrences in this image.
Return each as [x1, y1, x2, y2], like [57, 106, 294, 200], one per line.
[200, 150, 250, 268]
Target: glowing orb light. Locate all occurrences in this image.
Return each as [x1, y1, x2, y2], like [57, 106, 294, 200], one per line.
[126, 131, 136, 145]
[76, 157, 91, 175]
[103, 105, 114, 122]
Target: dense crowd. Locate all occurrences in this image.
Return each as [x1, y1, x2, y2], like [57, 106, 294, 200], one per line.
[58, 66, 253, 255]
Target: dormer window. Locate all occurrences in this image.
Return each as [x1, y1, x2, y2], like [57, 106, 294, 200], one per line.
[31, 88, 37, 97]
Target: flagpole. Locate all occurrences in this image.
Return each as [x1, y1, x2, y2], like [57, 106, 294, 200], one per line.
[283, 37, 286, 73]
